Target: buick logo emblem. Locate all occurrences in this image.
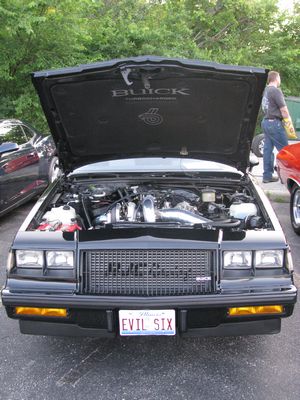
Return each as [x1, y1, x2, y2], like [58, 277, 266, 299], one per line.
[139, 108, 163, 126]
[196, 276, 211, 282]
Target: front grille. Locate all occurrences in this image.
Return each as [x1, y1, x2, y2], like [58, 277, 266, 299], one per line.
[80, 249, 214, 296]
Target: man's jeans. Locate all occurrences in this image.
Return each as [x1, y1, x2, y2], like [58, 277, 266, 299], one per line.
[261, 118, 288, 180]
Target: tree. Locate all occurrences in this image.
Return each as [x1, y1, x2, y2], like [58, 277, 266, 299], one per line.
[0, 0, 299, 130]
[0, 0, 90, 129]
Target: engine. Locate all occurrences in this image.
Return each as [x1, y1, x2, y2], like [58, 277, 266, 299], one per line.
[34, 181, 266, 232]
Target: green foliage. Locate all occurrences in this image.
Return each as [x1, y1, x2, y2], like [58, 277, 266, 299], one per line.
[0, 0, 299, 130]
[0, 0, 90, 129]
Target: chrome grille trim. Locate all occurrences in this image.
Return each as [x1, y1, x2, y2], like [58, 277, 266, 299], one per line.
[80, 249, 214, 296]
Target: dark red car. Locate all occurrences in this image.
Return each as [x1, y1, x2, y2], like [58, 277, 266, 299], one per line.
[0, 119, 59, 217]
[277, 142, 300, 234]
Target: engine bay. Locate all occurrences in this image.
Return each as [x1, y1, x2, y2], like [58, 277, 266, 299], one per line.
[30, 177, 270, 232]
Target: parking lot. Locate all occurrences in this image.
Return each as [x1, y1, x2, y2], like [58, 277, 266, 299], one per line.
[0, 197, 299, 400]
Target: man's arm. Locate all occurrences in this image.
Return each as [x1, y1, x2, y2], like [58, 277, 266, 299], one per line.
[273, 88, 289, 118]
[280, 106, 290, 119]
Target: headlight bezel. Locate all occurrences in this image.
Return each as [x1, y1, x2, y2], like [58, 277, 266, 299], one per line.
[223, 249, 285, 270]
[15, 250, 74, 270]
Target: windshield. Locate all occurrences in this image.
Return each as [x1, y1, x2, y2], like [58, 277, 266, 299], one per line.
[71, 158, 240, 176]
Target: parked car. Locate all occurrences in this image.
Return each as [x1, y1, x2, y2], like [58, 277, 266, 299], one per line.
[277, 142, 300, 234]
[251, 96, 300, 157]
[1, 56, 296, 338]
[0, 119, 59, 217]
[251, 132, 265, 157]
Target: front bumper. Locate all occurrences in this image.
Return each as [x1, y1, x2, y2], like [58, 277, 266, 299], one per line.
[2, 286, 297, 337]
[18, 318, 282, 337]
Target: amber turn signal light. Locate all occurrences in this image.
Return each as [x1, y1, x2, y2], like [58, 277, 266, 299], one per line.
[228, 305, 284, 317]
[15, 307, 67, 317]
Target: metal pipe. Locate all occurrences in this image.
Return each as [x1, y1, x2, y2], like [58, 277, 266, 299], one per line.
[158, 209, 212, 225]
[142, 195, 156, 223]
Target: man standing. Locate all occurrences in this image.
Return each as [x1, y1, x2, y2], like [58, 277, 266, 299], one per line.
[261, 71, 290, 183]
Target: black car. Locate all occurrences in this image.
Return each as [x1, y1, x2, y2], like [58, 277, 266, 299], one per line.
[0, 119, 59, 217]
[1, 56, 297, 337]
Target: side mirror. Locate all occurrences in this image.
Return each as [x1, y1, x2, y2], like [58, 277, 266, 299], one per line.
[249, 152, 259, 172]
[0, 142, 19, 156]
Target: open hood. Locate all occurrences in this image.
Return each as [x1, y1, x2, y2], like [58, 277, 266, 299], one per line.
[32, 56, 267, 173]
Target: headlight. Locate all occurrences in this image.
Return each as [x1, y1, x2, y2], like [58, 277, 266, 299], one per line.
[16, 250, 44, 268]
[255, 250, 283, 268]
[46, 251, 74, 269]
[223, 251, 252, 269]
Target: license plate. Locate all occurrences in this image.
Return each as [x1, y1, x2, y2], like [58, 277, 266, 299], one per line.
[119, 309, 176, 336]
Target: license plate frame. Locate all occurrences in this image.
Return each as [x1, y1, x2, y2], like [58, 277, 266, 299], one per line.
[119, 309, 176, 336]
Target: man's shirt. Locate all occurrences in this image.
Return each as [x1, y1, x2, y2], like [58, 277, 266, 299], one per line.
[262, 86, 286, 119]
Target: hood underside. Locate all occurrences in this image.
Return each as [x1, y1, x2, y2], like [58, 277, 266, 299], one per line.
[32, 56, 267, 173]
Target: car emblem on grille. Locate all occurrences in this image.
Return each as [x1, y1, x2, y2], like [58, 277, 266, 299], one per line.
[139, 108, 163, 126]
[196, 276, 211, 282]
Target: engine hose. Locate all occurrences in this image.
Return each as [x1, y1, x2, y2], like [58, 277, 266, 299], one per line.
[81, 196, 92, 229]
[104, 193, 136, 214]
[211, 218, 241, 228]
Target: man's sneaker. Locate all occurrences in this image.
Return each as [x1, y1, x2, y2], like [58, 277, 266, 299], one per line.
[263, 176, 279, 183]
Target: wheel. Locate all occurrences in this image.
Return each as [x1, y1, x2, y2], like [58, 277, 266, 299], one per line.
[48, 156, 61, 183]
[251, 134, 264, 157]
[290, 185, 300, 235]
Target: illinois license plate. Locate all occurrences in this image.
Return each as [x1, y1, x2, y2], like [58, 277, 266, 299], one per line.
[119, 309, 176, 336]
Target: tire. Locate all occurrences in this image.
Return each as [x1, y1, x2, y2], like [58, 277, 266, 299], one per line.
[48, 156, 61, 183]
[290, 185, 300, 235]
[251, 134, 264, 157]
